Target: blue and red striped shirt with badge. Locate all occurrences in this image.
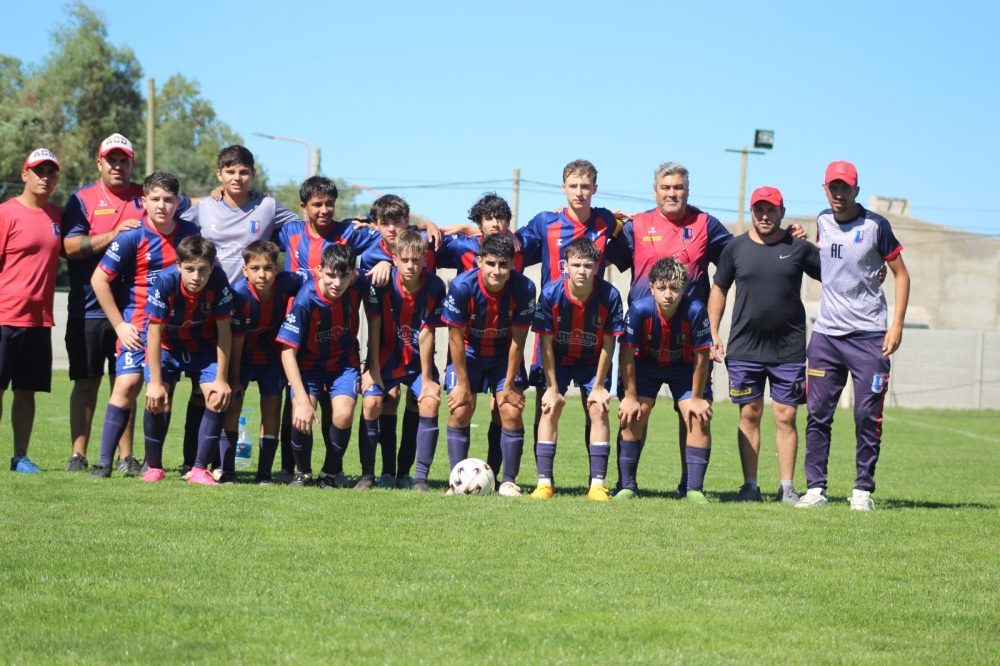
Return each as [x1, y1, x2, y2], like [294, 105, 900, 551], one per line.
[143, 264, 236, 353]
[518, 207, 622, 288]
[231, 271, 305, 364]
[276, 276, 362, 372]
[277, 220, 381, 278]
[359, 231, 439, 274]
[437, 232, 525, 272]
[621, 294, 712, 369]
[365, 268, 446, 379]
[532, 276, 624, 365]
[97, 218, 202, 329]
[610, 206, 732, 304]
[441, 269, 536, 360]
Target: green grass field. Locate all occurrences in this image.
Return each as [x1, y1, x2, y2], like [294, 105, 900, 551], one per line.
[2, 372, 999, 664]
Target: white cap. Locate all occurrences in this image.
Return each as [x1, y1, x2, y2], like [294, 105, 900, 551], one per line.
[99, 133, 134, 158]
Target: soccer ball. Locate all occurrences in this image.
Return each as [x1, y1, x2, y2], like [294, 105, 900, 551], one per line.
[448, 458, 495, 495]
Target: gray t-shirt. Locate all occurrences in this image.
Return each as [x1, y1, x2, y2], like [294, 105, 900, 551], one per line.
[713, 231, 821, 363]
[813, 207, 902, 336]
[181, 196, 300, 283]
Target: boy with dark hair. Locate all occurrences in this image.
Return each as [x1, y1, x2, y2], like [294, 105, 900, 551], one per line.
[277, 244, 363, 488]
[1, 149, 62, 473]
[360, 229, 447, 490]
[617, 258, 714, 502]
[141, 236, 235, 485]
[89, 172, 201, 477]
[530, 238, 623, 501]
[223, 240, 305, 485]
[441, 234, 536, 496]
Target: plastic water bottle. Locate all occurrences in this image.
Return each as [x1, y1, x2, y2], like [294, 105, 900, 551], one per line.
[235, 408, 253, 470]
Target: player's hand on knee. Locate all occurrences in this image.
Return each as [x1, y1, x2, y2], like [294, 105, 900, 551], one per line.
[618, 396, 641, 428]
[587, 387, 610, 414]
[145, 383, 169, 415]
[419, 380, 441, 406]
[447, 383, 471, 412]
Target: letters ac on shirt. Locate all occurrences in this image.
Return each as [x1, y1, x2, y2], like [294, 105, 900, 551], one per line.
[366, 269, 446, 379]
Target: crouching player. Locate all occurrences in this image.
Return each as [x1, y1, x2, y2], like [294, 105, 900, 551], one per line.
[360, 229, 447, 490]
[277, 244, 362, 488]
[441, 235, 535, 496]
[530, 239, 623, 501]
[224, 240, 305, 484]
[617, 258, 714, 502]
[142, 237, 235, 484]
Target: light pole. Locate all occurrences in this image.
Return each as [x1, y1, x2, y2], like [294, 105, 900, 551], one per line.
[725, 129, 773, 234]
[252, 133, 313, 180]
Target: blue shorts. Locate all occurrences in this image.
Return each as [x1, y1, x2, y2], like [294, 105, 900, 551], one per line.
[633, 358, 714, 403]
[532, 361, 609, 395]
[445, 355, 527, 395]
[363, 367, 439, 398]
[725, 359, 806, 406]
[294, 367, 361, 400]
[115, 342, 146, 376]
[239, 360, 286, 397]
[144, 346, 219, 385]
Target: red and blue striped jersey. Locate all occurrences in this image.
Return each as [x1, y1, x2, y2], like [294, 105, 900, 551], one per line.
[359, 231, 439, 274]
[365, 269, 446, 379]
[277, 220, 381, 278]
[609, 206, 732, 304]
[621, 295, 711, 369]
[97, 218, 201, 329]
[276, 276, 362, 372]
[518, 207, 622, 288]
[231, 271, 305, 364]
[144, 265, 236, 353]
[532, 276, 624, 365]
[437, 232, 525, 272]
[441, 269, 536, 360]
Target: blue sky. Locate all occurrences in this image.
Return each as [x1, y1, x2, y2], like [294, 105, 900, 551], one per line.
[5, 0, 999, 236]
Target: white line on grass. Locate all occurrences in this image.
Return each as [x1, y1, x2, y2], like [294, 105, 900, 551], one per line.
[883, 414, 1000, 443]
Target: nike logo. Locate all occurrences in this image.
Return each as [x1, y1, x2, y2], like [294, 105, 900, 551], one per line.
[779, 254, 791, 259]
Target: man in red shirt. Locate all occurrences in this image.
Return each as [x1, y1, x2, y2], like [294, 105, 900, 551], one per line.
[0, 149, 63, 473]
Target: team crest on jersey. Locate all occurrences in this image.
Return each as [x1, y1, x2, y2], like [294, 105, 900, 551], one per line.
[132, 197, 144, 211]
[682, 227, 694, 242]
[250, 219, 262, 236]
[853, 230, 865, 243]
[51, 223, 60, 238]
[592, 315, 603, 328]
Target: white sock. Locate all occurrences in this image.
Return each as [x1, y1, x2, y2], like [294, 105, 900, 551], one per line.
[780, 480, 792, 489]
[852, 488, 871, 499]
[538, 477, 552, 485]
[590, 478, 605, 487]
[807, 487, 824, 496]
[744, 477, 757, 489]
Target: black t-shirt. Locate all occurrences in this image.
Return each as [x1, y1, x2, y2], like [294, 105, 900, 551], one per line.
[713, 231, 821, 363]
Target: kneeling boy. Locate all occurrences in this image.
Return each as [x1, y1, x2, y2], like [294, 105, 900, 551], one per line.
[617, 258, 713, 502]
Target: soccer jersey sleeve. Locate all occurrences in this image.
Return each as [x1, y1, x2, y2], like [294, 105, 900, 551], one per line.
[517, 214, 544, 268]
[98, 227, 139, 277]
[230, 291, 246, 338]
[512, 276, 536, 327]
[363, 279, 383, 320]
[875, 217, 903, 260]
[705, 215, 734, 265]
[145, 271, 176, 323]
[531, 286, 555, 335]
[209, 267, 236, 319]
[712, 242, 737, 290]
[688, 300, 712, 350]
[276, 290, 310, 349]
[442, 278, 471, 328]
[61, 192, 90, 239]
[340, 223, 381, 255]
[272, 200, 303, 232]
[622, 303, 642, 349]
[606, 286, 625, 336]
[435, 234, 463, 269]
[422, 277, 447, 329]
[606, 221, 634, 272]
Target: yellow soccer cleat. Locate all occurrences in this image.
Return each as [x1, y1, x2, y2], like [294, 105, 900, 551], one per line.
[529, 482, 554, 500]
[587, 483, 612, 502]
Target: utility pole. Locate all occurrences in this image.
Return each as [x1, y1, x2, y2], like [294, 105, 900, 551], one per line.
[146, 78, 155, 175]
[512, 168, 520, 229]
[312, 147, 321, 176]
[725, 130, 773, 234]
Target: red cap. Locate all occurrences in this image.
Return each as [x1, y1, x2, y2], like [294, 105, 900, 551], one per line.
[824, 161, 857, 186]
[99, 133, 134, 158]
[24, 148, 60, 171]
[750, 186, 783, 207]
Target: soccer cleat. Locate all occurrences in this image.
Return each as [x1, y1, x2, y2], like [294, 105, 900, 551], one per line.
[412, 478, 430, 493]
[529, 482, 554, 500]
[217, 471, 237, 485]
[289, 472, 313, 488]
[587, 484, 612, 502]
[10, 456, 43, 473]
[140, 467, 165, 482]
[187, 468, 219, 486]
[377, 473, 396, 489]
[255, 472, 273, 486]
[396, 475, 414, 489]
[118, 454, 142, 477]
[332, 472, 350, 488]
[613, 488, 638, 501]
[272, 469, 295, 485]
[498, 482, 522, 497]
[178, 464, 193, 481]
[686, 489, 710, 505]
[88, 464, 113, 479]
[354, 474, 375, 490]
[65, 453, 89, 472]
[795, 488, 829, 509]
[211, 469, 224, 482]
[849, 491, 875, 512]
[676, 482, 687, 499]
[777, 485, 800, 506]
[732, 484, 762, 503]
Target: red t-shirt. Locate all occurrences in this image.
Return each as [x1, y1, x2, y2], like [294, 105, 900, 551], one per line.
[0, 198, 63, 326]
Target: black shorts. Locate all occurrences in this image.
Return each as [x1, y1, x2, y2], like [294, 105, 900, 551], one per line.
[66, 318, 118, 380]
[0, 326, 53, 392]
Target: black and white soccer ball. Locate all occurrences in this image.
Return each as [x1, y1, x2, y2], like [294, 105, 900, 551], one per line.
[448, 458, 495, 495]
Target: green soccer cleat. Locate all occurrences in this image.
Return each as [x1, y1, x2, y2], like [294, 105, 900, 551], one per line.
[377, 473, 396, 489]
[686, 489, 710, 505]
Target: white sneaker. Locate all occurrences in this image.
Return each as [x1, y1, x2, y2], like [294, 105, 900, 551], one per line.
[849, 491, 874, 512]
[498, 481, 522, 497]
[795, 488, 828, 509]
